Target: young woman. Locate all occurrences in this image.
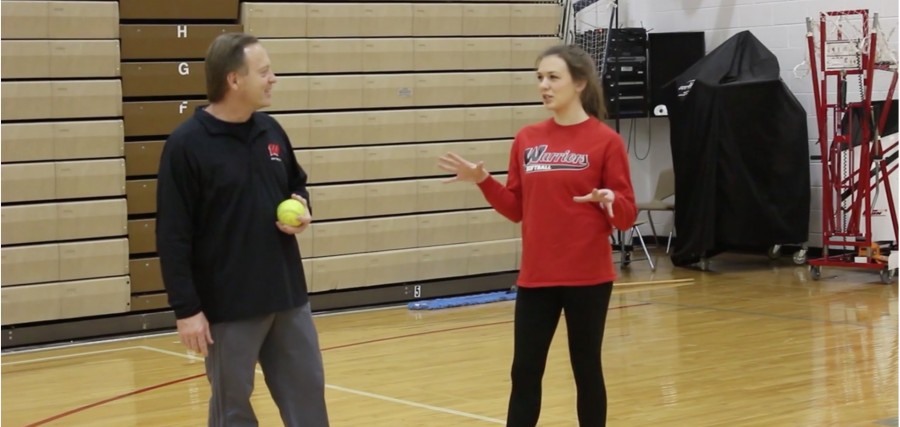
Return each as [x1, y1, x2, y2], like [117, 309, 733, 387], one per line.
[438, 44, 636, 427]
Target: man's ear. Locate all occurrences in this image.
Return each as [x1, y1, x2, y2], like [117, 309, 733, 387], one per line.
[227, 71, 240, 90]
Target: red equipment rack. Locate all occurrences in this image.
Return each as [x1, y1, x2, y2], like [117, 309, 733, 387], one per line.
[804, 9, 899, 284]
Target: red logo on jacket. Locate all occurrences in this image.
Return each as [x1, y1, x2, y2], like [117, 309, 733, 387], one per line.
[268, 143, 282, 162]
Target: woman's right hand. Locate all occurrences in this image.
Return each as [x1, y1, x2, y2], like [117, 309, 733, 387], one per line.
[438, 152, 489, 184]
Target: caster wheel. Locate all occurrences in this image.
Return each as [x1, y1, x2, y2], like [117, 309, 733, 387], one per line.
[880, 268, 896, 284]
[792, 249, 808, 265]
[810, 265, 821, 281]
[621, 251, 631, 267]
[767, 245, 782, 260]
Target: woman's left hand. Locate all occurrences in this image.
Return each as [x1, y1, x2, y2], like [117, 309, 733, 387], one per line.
[573, 188, 615, 218]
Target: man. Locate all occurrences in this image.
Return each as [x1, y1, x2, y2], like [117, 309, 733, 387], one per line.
[156, 32, 329, 427]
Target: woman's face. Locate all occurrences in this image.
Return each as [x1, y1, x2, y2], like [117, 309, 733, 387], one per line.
[536, 54, 585, 113]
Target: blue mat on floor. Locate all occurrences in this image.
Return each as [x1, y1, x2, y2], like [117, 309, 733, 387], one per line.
[407, 291, 517, 310]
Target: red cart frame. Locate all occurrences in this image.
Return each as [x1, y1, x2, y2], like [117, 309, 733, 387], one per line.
[804, 9, 898, 283]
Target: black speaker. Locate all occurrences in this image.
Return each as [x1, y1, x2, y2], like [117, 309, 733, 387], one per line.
[648, 32, 706, 116]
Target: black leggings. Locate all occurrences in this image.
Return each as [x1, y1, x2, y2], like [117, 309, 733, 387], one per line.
[506, 283, 614, 427]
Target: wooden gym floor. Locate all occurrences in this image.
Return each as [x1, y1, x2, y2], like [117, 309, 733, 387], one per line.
[2, 250, 897, 426]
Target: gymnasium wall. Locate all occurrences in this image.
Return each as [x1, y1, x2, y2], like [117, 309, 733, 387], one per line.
[1, 1, 128, 325]
[0, 0, 562, 336]
[610, 0, 899, 249]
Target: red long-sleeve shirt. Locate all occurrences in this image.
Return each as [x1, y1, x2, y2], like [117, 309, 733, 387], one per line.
[477, 117, 636, 287]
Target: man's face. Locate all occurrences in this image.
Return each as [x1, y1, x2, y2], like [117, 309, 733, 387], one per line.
[233, 43, 277, 110]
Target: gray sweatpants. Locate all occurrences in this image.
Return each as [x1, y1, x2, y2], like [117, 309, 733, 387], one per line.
[205, 303, 329, 427]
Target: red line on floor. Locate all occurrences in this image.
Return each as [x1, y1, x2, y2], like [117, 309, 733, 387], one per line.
[320, 302, 651, 351]
[23, 302, 650, 426]
[24, 373, 206, 427]
[321, 319, 514, 351]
